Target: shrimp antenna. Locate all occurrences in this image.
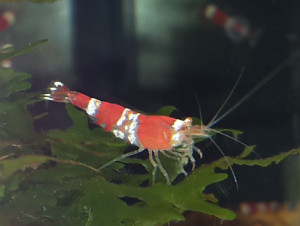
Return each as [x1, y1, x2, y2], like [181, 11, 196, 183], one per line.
[209, 57, 293, 128]
[209, 128, 262, 159]
[207, 67, 244, 127]
[209, 137, 239, 190]
[193, 92, 204, 125]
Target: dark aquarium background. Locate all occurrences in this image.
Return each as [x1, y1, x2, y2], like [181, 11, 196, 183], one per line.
[1, 0, 300, 225]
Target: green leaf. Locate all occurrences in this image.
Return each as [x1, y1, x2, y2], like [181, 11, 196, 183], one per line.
[0, 39, 48, 62]
[0, 69, 32, 98]
[1, 105, 38, 140]
[0, 185, 4, 198]
[214, 146, 300, 169]
[0, 162, 234, 226]
[154, 105, 177, 116]
[0, 68, 45, 142]
[217, 128, 244, 136]
[0, 155, 48, 181]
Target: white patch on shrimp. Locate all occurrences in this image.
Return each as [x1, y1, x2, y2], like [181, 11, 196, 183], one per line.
[171, 132, 181, 142]
[54, 81, 64, 87]
[113, 129, 125, 140]
[116, 108, 130, 127]
[172, 119, 185, 131]
[86, 98, 102, 116]
[127, 113, 140, 145]
[128, 133, 137, 144]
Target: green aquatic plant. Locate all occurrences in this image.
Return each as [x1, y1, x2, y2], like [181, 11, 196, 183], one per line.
[1, 42, 300, 225]
[0, 40, 47, 143]
[0, 40, 49, 204]
[0, 0, 58, 3]
[0, 40, 47, 63]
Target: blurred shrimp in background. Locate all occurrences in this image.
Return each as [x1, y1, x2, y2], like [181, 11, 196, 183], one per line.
[202, 4, 263, 47]
[0, 10, 15, 32]
[0, 10, 15, 69]
[0, 43, 14, 68]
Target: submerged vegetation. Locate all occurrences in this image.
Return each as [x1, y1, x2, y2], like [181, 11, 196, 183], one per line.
[0, 0, 58, 3]
[0, 41, 300, 225]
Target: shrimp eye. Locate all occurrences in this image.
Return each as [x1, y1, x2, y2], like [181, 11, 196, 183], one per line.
[184, 117, 193, 126]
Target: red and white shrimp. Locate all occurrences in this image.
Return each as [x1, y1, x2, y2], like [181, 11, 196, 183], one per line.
[0, 11, 15, 32]
[1, 43, 14, 68]
[204, 4, 262, 47]
[41, 58, 292, 185]
[42, 81, 225, 184]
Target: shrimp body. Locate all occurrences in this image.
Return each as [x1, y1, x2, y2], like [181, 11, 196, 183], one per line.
[204, 4, 262, 46]
[42, 51, 292, 186]
[42, 81, 207, 184]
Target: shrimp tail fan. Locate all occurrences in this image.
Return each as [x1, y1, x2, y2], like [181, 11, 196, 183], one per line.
[41, 81, 71, 103]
